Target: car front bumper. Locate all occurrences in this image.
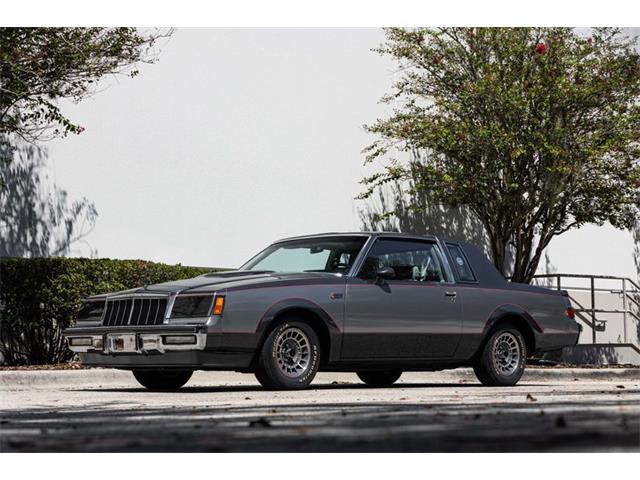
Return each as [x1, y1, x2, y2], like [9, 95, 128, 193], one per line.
[63, 324, 255, 370]
[64, 324, 208, 355]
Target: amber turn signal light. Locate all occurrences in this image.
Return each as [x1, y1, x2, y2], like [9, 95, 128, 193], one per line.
[213, 296, 225, 315]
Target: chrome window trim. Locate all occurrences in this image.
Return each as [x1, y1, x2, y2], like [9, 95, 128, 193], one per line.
[444, 241, 479, 284]
[346, 234, 376, 278]
[434, 237, 457, 284]
[352, 235, 456, 284]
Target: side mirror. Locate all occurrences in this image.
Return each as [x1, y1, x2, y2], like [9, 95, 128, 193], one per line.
[375, 266, 396, 283]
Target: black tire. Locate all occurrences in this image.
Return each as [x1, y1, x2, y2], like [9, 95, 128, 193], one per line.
[356, 370, 402, 387]
[473, 325, 526, 386]
[254, 319, 321, 390]
[132, 369, 193, 391]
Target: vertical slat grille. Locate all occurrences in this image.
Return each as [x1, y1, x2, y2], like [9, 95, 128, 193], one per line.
[103, 298, 167, 326]
[131, 299, 142, 325]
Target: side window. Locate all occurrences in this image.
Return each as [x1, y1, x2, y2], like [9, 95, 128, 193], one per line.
[446, 244, 476, 282]
[325, 250, 357, 272]
[358, 239, 450, 283]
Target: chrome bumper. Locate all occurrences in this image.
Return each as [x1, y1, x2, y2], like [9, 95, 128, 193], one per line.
[64, 325, 207, 354]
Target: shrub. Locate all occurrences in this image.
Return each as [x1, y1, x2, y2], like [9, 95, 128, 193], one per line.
[0, 258, 219, 365]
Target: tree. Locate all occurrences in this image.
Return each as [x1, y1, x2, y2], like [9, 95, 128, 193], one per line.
[362, 28, 640, 283]
[359, 151, 490, 254]
[634, 219, 640, 284]
[0, 136, 97, 258]
[0, 28, 171, 142]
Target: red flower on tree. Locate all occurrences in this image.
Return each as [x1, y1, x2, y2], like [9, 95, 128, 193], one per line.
[535, 43, 547, 55]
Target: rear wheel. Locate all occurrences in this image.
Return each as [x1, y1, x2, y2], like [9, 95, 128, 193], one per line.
[473, 326, 526, 386]
[254, 320, 321, 390]
[132, 369, 193, 391]
[357, 370, 402, 387]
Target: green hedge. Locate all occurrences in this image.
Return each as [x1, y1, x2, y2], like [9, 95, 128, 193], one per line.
[0, 258, 220, 365]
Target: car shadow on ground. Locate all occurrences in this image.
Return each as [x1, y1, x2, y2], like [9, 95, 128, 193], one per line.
[1, 394, 638, 453]
[75, 381, 552, 394]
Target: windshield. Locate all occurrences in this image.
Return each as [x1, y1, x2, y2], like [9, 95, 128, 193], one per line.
[241, 236, 368, 274]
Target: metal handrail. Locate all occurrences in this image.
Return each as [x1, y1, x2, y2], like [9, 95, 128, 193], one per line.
[532, 273, 639, 345]
[623, 291, 640, 310]
[562, 292, 607, 331]
[534, 273, 638, 282]
[533, 273, 640, 291]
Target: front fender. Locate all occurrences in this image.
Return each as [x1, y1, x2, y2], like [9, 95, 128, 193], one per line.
[256, 298, 342, 363]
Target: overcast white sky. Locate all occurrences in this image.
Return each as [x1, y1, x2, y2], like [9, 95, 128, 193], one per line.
[45, 28, 637, 278]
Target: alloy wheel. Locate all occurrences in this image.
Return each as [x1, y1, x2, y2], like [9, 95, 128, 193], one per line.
[275, 327, 311, 378]
[492, 332, 521, 376]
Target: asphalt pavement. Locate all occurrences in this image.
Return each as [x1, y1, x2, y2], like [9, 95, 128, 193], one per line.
[1, 368, 639, 452]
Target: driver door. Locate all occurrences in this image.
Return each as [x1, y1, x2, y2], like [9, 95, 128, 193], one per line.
[341, 238, 463, 359]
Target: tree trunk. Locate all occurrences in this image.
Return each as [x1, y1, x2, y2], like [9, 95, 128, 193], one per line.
[484, 223, 548, 284]
[484, 222, 510, 279]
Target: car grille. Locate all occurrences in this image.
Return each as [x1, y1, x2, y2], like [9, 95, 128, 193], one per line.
[102, 297, 168, 326]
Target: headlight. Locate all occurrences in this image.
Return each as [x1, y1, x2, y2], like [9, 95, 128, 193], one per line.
[170, 294, 215, 318]
[77, 300, 106, 322]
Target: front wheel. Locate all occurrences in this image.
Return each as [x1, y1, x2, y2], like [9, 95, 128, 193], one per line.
[473, 326, 526, 386]
[254, 320, 321, 390]
[357, 370, 402, 387]
[132, 369, 193, 391]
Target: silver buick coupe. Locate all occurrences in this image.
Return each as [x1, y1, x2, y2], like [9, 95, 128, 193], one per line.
[64, 232, 580, 390]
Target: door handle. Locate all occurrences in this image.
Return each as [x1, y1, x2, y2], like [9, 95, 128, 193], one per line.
[444, 291, 457, 297]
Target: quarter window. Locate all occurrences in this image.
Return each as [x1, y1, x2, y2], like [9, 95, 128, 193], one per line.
[446, 244, 476, 282]
[359, 239, 450, 283]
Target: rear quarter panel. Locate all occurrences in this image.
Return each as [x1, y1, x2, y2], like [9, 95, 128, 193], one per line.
[455, 284, 577, 359]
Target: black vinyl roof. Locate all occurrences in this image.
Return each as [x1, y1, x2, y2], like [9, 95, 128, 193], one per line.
[273, 231, 503, 283]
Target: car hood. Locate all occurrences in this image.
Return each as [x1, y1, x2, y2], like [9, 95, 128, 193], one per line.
[93, 270, 343, 298]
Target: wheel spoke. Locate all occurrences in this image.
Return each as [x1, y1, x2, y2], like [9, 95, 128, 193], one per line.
[275, 327, 312, 379]
[492, 332, 521, 376]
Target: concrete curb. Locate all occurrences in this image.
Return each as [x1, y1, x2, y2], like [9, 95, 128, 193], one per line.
[1, 366, 638, 388]
[0, 368, 132, 388]
[433, 367, 640, 382]
[523, 367, 640, 381]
